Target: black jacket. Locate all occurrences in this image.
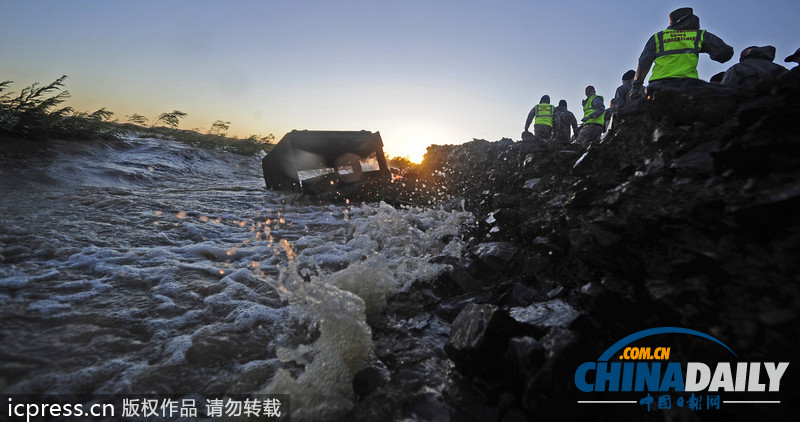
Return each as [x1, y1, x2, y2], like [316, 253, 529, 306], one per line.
[721, 46, 787, 90]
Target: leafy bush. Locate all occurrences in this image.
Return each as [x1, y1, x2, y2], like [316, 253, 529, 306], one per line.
[0, 75, 73, 140]
[151, 110, 188, 129]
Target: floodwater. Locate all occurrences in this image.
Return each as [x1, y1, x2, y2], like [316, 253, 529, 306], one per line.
[0, 136, 471, 420]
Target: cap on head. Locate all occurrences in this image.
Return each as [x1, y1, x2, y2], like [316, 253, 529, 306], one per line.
[740, 46, 759, 61]
[558, 99, 567, 107]
[740, 45, 776, 62]
[669, 7, 693, 25]
[540, 95, 550, 103]
[785, 47, 800, 63]
[622, 70, 636, 81]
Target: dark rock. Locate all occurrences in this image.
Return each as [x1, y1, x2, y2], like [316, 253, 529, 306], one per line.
[353, 366, 388, 401]
[530, 236, 562, 255]
[504, 336, 546, 373]
[546, 285, 564, 298]
[520, 253, 552, 275]
[563, 188, 596, 209]
[650, 124, 688, 147]
[434, 291, 492, 322]
[600, 274, 632, 296]
[518, 328, 581, 417]
[758, 308, 798, 327]
[408, 393, 451, 422]
[445, 374, 505, 422]
[671, 150, 715, 173]
[570, 148, 595, 175]
[497, 137, 514, 147]
[444, 303, 528, 379]
[567, 228, 592, 252]
[508, 282, 537, 307]
[385, 286, 443, 319]
[508, 299, 580, 331]
[584, 222, 622, 247]
[523, 178, 542, 191]
[471, 241, 518, 270]
[490, 208, 526, 234]
[392, 70, 800, 420]
[430, 258, 482, 296]
[539, 327, 577, 359]
[492, 193, 520, 208]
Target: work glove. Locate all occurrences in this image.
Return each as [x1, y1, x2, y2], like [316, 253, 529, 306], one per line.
[630, 82, 644, 100]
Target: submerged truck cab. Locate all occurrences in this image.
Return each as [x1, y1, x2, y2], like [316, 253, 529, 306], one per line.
[261, 130, 391, 200]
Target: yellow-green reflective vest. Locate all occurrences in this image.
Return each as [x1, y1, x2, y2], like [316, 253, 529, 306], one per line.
[583, 95, 604, 126]
[534, 103, 554, 127]
[650, 29, 705, 81]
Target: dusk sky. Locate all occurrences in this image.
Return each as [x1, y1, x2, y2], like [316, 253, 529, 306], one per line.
[2, 0, 798, 162]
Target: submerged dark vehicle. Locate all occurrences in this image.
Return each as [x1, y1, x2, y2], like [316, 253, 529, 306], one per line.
[261, 130, 392, 200]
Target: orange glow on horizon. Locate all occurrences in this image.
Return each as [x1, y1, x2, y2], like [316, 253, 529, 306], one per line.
[386, 148, 426, 165]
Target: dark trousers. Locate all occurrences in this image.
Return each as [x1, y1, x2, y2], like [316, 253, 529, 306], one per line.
[576, 123, 603, 147]
[533, 124, 553, 140]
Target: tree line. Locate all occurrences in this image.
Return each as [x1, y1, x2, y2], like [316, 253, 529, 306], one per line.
[0, 75, 274, 155]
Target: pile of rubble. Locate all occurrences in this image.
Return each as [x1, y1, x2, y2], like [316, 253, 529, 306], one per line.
[349, 71, 800, 420]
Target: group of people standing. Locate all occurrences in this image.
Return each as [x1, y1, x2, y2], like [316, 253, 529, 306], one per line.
[524, 7, 797, 149]
[523, 84, 607, 148]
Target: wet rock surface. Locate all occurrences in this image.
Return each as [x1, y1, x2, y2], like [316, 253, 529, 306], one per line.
[348, 72, 800, 421]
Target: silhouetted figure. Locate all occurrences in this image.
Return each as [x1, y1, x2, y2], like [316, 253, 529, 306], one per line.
[525, 95, 556, 141]
[553, 100, 578, 144]
[631, 7, 733, 99]
[722, 46, 787, 90]
[784, 48, 800, 70]
[611, 70, 638, 114]
[608, 70, 641, 130]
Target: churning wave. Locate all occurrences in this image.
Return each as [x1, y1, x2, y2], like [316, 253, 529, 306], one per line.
[0, 135, 471, 420]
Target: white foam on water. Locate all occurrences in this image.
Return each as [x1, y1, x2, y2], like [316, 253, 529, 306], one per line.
[162, 334, 194, 366]
[343, 201, 472, 290]
[208, 269, 263, 297]
[327, 254, 396, 318]
[1, 136, 474, 414]
[264, 264, 372, 422]
[259, 201, 473, 420]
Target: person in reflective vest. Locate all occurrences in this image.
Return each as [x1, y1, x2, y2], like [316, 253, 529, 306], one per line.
[576, 86, 604, 147]
[524, 95, 556, 141]
[631, 7, 733, 98]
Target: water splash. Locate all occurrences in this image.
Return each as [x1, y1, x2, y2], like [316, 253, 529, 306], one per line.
[255, 201, 472, 420]
[260, 255, 372, 421]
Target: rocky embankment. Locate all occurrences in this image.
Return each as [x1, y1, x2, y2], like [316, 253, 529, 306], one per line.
[353, 70, 800, 421]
